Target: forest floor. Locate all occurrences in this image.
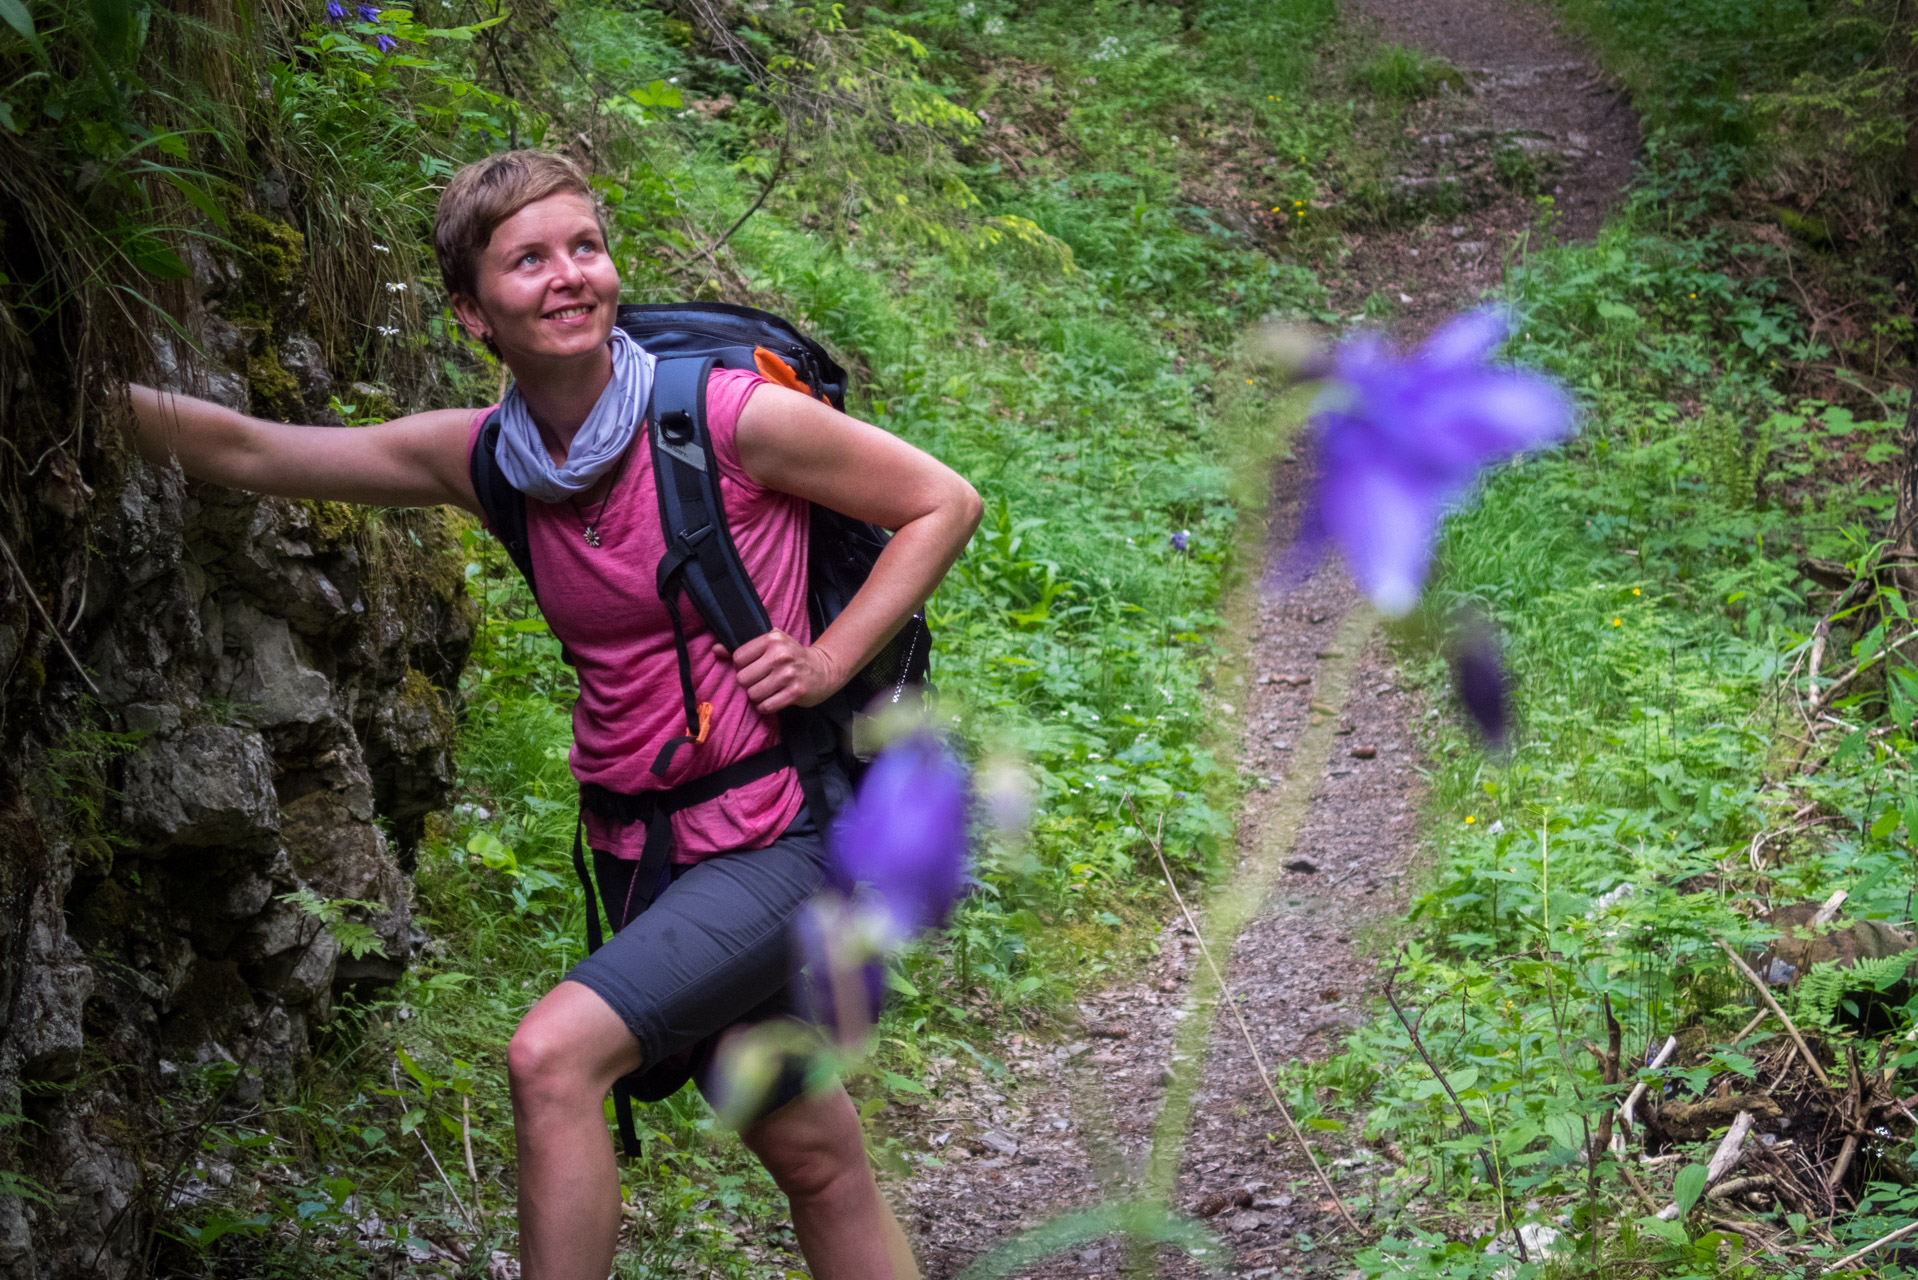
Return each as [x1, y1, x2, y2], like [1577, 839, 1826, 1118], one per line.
[887, 2, 1641, 1276]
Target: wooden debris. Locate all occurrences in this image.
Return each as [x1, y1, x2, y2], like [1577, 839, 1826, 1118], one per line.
[1656, 1109, 1753, 1220]
[1714, 936, 1833, 1089]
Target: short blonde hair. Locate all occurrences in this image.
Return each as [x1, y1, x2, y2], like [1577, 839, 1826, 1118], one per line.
[433, 150, 605, 300]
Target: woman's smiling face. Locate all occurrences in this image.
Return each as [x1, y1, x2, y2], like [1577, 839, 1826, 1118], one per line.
[454, 192, 620, 370]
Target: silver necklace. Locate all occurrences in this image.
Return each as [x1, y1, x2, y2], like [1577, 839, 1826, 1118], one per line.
[565, 445, 633, 548]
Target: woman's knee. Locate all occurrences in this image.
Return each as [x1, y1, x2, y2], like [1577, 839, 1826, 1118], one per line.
[509, 982, 641, 1112]
[744, 1091, 867, 1202]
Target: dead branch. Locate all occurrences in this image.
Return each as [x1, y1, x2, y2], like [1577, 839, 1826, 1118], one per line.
[1613, 1034, 1678, 1153]
[0, 529, 101, 697]
[1826, 1046, 1865, 1194]
[1656, 1110, 1753, 1220]
[1823, 1218, 1918, 1272]
[1707, 1174, 1774, 1201]
[1819, 628, 1918, 704]
[1382, 952, 1527, 1263]
[1714, 936, 1833, 1089]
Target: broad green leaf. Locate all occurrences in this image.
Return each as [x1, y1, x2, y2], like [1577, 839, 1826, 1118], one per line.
[1672, 1163, 1708, 1216]
[0, 0, 46, 62]
[628, 79, 683, 109]
[123, 235, 190, 280]
[1871, 807, 1901, 840]
[160, 170, 230, 230]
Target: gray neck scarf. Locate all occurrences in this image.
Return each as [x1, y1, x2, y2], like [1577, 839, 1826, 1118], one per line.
[494, 327, 656, 504]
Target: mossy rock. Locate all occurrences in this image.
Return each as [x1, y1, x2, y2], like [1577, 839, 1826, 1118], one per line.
[398, 667, 457, 743]
[227, 208, 310, 330]
[1770, 205, 1834, 249]
[248, 346, 304, 422]
[299, 499, 367, 547]
[346, 382, 399, 424]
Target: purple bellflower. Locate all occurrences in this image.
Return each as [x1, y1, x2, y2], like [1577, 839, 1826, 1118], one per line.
[827, 732, 970, 940]
[325, 0, 346, 20]
[1450, 619, 1510, 749]
[1277, 308, 1573, 616]
[794, 898, 888, 1050]
[1169, 529, 1191, 554]
[374, 32, 396, 52]
[357, 4, 379, 19]
[790, 731, 972, 1052]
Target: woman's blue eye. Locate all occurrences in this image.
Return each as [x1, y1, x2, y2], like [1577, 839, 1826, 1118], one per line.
[519, 253, 540, 267]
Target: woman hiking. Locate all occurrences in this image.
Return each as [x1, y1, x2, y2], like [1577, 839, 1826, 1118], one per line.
[128, 149, 981, 1280]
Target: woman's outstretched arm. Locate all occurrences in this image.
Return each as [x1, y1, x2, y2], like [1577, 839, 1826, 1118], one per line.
[128, 385, 483, 513]
[730, 384, 984, 714]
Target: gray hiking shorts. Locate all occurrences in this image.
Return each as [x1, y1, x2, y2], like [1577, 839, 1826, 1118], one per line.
[564, 768, 848, 1113]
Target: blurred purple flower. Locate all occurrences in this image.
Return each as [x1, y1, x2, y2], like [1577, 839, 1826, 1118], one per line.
[325, 0, 346, 20]
[1169, 529, 1190, 553]
[794, 901, 887, 1050]
[1450, 621, 1509, 749]
[829, 732, 970, 939]
[374, 33, 396, 52]
[357, 3, 379, 19]
[1275, 308, 1573, 616]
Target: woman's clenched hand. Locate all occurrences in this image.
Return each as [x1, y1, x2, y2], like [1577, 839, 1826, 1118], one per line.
[714, 630, 844, 714]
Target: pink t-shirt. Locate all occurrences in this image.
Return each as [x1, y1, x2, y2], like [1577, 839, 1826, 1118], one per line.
[469, 368, 809, 862]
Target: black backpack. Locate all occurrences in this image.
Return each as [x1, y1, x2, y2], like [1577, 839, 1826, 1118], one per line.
[468, 302, 930, 1151]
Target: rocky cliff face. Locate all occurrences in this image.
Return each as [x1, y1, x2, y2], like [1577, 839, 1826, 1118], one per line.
[0, 208, 473, 1279]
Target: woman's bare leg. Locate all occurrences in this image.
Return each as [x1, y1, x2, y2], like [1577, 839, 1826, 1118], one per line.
[508, 980, 644, 1280]
[742, 1085, 920, 1280]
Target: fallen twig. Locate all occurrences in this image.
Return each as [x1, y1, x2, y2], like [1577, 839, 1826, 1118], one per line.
[461, 1093, 484, 1223]
[1139, 807, 1365, 1238]
[393, 1061, 479, 1233]
[1827, 1046, 1865, 1194]
[1613, 1034, 1677, 1153]
[1823, 1218, 1918, 1272]
[0, 529, 101, 697]
[1807, 617, 1831, 717]
[1714, 936, 1832, 1089]
[1656, 1110, 1752, 1220]
[1707, 1173, 1774, 1202]
[1382, 952, 1527, 1263]
[1618, 1163, 1662, 1214]
[1817, 628, 1918, 706]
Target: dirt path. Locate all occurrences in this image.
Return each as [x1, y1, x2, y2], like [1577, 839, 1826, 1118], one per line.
[890, 4, 1637, 1277]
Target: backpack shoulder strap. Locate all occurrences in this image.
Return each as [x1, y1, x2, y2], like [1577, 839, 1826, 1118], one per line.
[647, 356, 774, 776]
[468, 410, 537, 600]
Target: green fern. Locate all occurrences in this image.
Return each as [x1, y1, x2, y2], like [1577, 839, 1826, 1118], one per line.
[1792, 953, 1913, 1033]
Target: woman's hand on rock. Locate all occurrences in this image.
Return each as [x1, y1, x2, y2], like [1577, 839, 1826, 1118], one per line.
[715, 631, 842, 713]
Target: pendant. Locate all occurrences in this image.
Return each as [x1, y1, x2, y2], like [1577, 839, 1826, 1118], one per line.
[582, 526, 602, 548]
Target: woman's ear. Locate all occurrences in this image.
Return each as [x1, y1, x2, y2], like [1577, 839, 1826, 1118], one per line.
[449, 291, 490, 342]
